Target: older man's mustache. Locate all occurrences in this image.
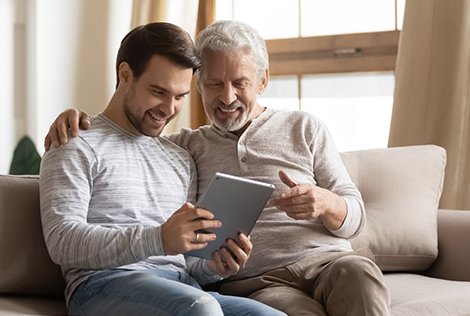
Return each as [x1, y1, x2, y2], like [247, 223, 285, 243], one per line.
[214, 99, 246, 111]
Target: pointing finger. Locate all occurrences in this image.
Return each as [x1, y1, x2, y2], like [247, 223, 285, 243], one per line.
[279, 170, 299, 188]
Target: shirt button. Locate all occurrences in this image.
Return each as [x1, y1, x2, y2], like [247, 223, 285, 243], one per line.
[241, 157, 246, 162]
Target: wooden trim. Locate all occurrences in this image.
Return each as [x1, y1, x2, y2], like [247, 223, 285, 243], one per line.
[266, 31, 400, 76]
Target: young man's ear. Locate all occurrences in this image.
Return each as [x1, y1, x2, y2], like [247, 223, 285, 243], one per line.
[118, 62, 134, 88]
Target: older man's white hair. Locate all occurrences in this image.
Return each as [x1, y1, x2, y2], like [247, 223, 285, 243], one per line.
[195, 20, 269, 81]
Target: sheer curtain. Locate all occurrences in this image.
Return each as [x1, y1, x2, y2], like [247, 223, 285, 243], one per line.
[131, 0, 167, 28]
[190, 0, 215, 129]
[388, 0, 470, 210]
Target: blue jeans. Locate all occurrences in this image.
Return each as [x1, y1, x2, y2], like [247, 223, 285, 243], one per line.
[68, 268, 285, 316]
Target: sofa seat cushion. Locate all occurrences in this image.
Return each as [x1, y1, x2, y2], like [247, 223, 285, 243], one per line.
[385, 273, 470, 316]
[0, 296, 66, 316]
[341, 145, 447, 271]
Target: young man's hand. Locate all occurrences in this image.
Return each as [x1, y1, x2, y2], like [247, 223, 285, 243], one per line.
[206, 233, 252, 279]
[161, 203, 221, 255]
[44, 109, 91, 151]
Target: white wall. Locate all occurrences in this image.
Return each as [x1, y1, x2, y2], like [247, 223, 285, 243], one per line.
[34, 0, 83, 159]
[0, 0, 132, 174]
[0, 0, 15, 174]
[34, 0, 133, 156]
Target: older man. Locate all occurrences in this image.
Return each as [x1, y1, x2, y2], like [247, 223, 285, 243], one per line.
[46, 20, 390, 315]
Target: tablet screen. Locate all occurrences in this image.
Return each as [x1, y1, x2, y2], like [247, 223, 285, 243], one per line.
[184, 172, 275, 260]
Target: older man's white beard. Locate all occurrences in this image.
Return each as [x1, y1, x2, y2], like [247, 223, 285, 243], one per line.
[211, 100, 254, 132]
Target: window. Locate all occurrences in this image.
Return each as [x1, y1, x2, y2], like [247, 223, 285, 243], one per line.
[216, 0, 405, 151]
[217, 0, 405, 39]
[300, 73, 394, 152]
[259, 73, 394, 151]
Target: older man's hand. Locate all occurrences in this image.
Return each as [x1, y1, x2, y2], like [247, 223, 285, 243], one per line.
[270, 170, 347, 230]
[44, 109, 91, 151]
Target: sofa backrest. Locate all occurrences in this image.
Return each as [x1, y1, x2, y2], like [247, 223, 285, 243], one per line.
[341, 145, 447, 272]
[0, 174, 65, 297]
[0, 145, 447, 296]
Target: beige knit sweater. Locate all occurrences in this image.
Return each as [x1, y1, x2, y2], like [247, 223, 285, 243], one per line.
[167, 107, 365, 281]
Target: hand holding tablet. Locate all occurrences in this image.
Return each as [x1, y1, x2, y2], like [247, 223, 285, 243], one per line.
[185, 173, 275, 260]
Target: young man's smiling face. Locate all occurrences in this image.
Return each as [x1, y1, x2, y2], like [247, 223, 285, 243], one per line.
[199, 49, 268, 136]
[120, 54, 193, 137]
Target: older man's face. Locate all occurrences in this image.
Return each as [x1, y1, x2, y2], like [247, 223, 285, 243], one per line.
[199, 49, 267, 134]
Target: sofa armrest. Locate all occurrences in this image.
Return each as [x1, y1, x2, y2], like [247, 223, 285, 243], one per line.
[425, 209, 470, 281]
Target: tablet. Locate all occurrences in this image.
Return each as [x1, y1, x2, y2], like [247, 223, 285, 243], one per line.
[185, 172, 275, 260]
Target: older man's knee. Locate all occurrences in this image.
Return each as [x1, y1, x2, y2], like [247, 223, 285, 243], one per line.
[329, 255, 389, 298]
[331, 255, 381, 278]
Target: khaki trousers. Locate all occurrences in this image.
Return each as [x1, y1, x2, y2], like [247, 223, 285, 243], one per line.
[218, 248, 390, 316]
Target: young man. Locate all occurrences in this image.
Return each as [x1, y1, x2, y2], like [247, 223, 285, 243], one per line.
[46, 21, 391, 315]
[40, 22, 285, 316]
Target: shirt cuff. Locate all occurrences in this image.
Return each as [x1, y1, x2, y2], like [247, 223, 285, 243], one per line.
[201, 260, 224, 284]
[327, 197, 362, 238]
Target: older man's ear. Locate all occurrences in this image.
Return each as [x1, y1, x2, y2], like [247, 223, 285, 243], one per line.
[258, 69, 269, 95]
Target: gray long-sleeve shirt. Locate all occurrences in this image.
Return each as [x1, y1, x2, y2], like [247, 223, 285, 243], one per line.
[166, 107, 365, 281]
[40, 113, 220, 304]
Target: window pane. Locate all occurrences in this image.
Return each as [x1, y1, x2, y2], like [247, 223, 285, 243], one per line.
[397, 0, 406, 30]
[301, 73, 394, 152]
[259, 76, 299, 111]
[216, 0, 299, 39]
[215, 0, 233, 21]
[301, 0, 396, 36]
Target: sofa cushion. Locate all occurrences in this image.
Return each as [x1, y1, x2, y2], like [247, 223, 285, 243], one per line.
[0, 296, 66, 316]
[384, 273, 470, 315]
[0, 175, 65, 296]
[341, 145, 446, 271]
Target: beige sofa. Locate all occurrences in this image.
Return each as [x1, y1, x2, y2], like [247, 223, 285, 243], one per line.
[1, 145, 470, 315]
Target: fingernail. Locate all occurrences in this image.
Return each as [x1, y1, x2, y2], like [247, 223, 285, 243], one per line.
[53, 141, 59, 148]
[280, 193, 286, 198]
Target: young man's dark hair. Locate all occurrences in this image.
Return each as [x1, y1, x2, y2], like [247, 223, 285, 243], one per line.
[115, 22, 200, 88]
